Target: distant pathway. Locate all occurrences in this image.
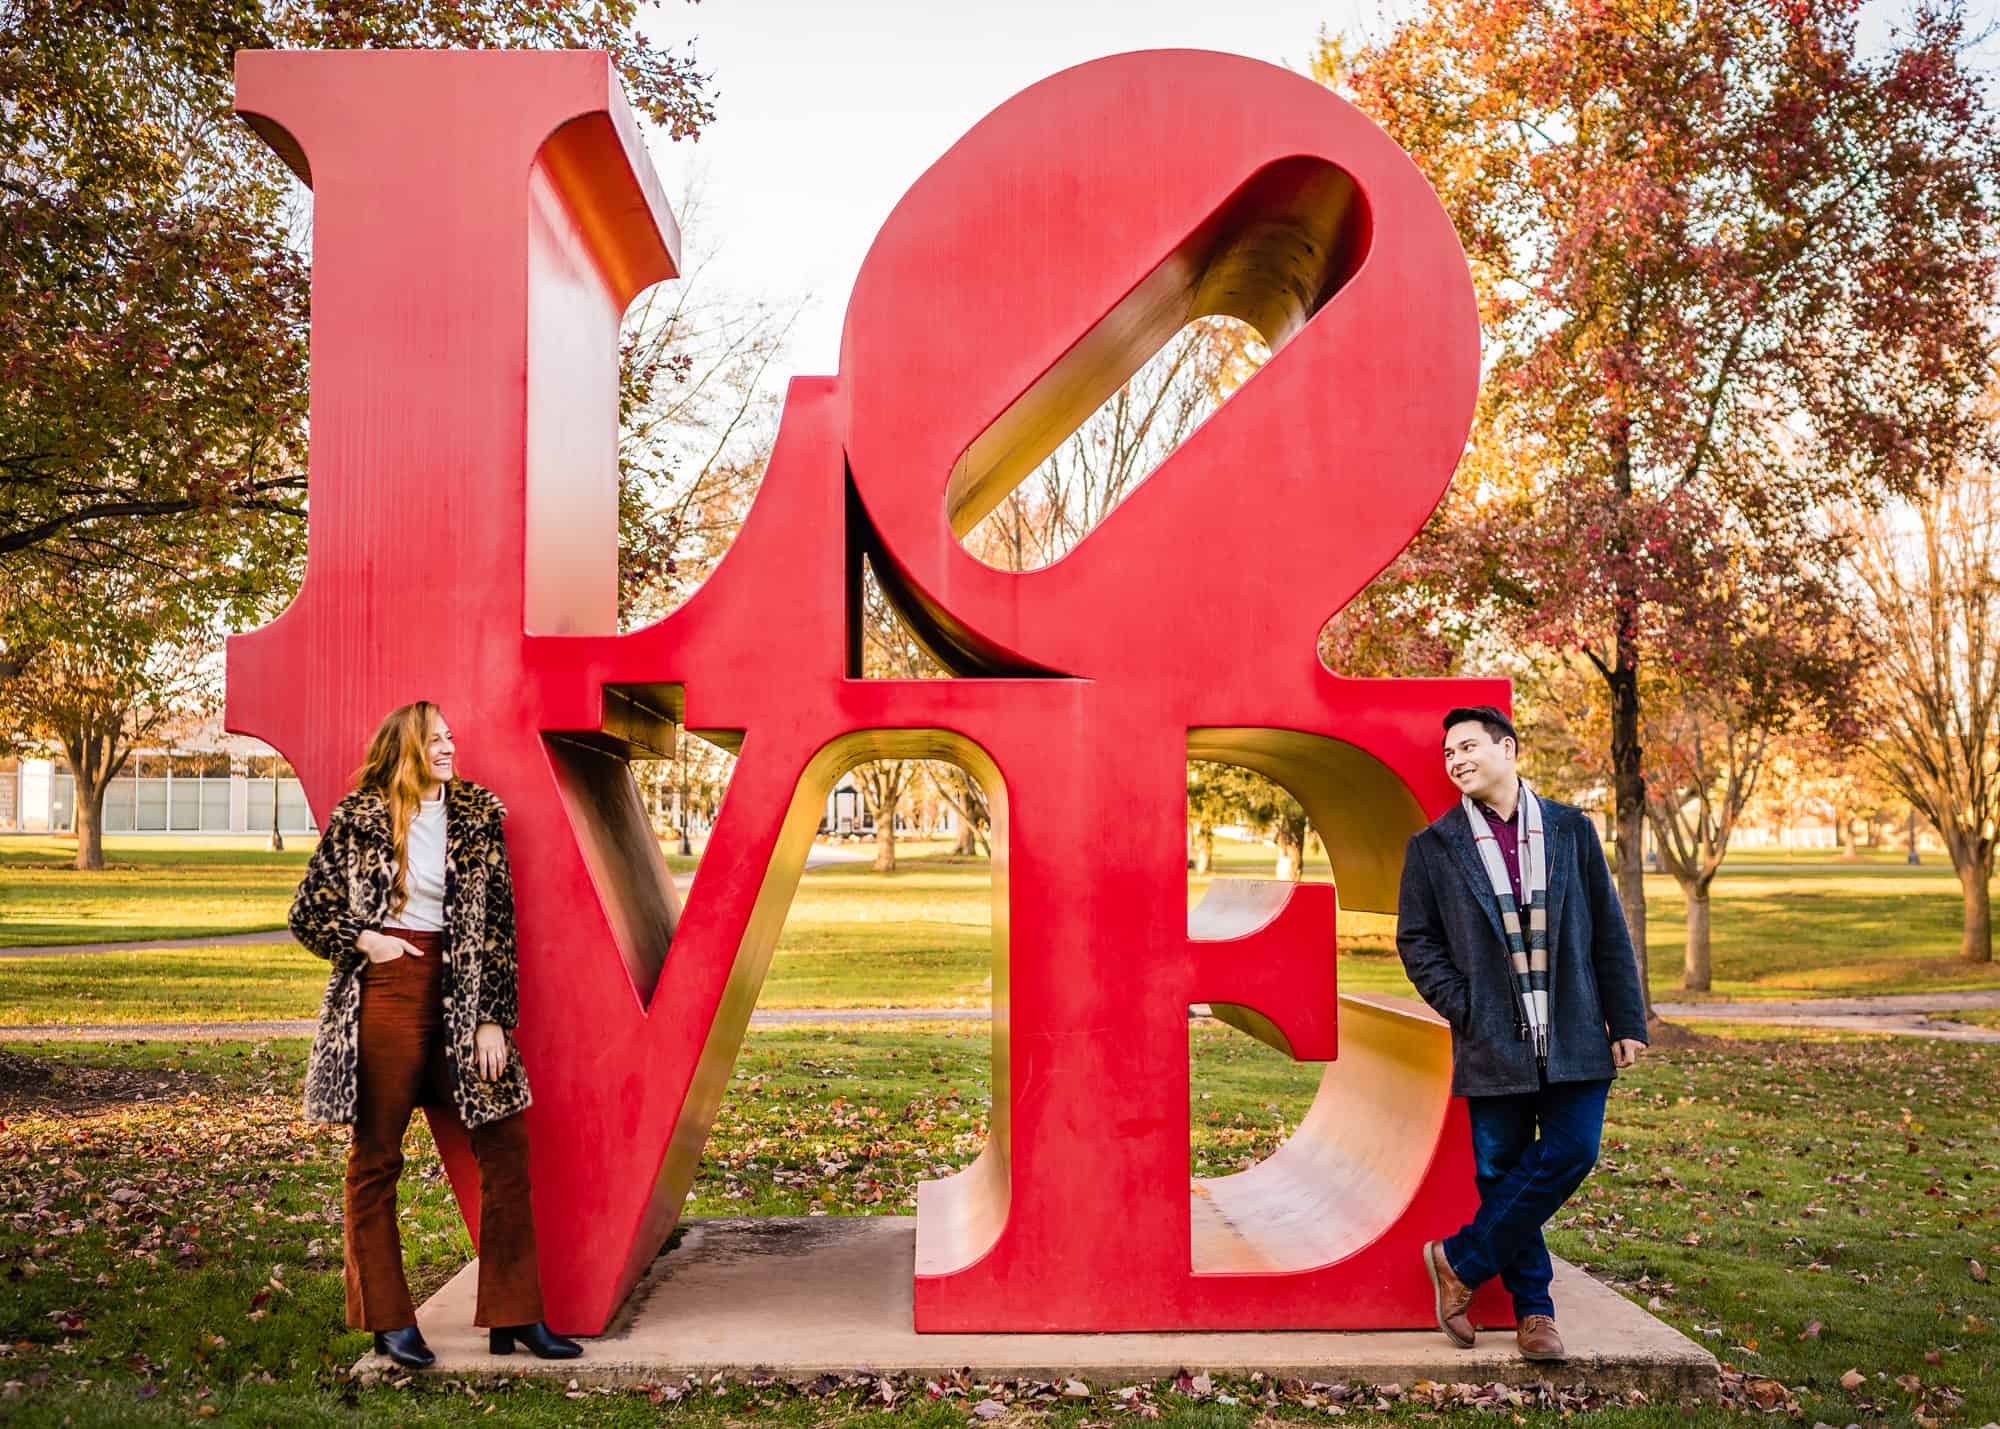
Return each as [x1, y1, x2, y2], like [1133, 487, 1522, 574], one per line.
[1652, 990, 2000, 1015]
[5, 994, 1998, 1044]
[0, 845, 878, 959]
[1651, 991, 2000, 1043]
[0, 1007, 988, 1043]
[0, 929, 293, 959]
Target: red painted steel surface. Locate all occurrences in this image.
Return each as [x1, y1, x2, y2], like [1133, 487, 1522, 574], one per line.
[227, 47, 1514, 1334]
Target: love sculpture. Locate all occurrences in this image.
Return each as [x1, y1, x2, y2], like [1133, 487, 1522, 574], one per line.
[225, 47, 1514, 1336]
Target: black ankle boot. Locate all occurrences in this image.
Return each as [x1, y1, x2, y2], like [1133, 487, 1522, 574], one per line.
[372, 1325, 435, 1369]
[488, 1321, 583, 1359]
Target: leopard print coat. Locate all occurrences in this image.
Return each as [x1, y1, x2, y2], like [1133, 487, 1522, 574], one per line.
[289, 778, 532, 1129]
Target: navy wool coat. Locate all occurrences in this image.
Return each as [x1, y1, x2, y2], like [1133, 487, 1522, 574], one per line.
[1397, 798, 1649, 1097]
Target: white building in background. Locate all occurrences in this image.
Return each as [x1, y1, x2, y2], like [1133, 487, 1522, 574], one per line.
[815, 771, 957, 839]
[0, 724, 316, 837]
[4, 728, 958, 844]
[821, 773, 869, 836]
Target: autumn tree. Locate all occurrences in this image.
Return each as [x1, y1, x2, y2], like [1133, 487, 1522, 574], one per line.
[0, 567, 223, 869]
[1638, 534, 1866, 988]
[1, 0, 711, 583]
[1845, 455, 2000, 963]
[3, 1, 716, 865]
[1330, 0, 1999, 1004]
[1752, 737, 1906, 856]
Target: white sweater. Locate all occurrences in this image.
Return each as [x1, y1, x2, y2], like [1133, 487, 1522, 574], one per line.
[397, 796, 448, 931]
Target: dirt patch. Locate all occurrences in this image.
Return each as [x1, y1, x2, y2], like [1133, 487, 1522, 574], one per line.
[0, 1047, 53, 1096]
[1644, 1016, 1720, 1051]
[0, 1047, 212, 1117]
[406, 1257, 470, 1305]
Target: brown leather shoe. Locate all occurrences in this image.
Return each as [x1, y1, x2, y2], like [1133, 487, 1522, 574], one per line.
[1423, 1240, 1476, 1347]
[1517, 1313, 1565, 1361]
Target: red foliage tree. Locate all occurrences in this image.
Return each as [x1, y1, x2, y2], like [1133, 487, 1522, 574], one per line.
[1323, 0, 1999, 1011]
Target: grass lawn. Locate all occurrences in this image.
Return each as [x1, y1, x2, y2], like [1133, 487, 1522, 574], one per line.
[2, 836, 1994, 1027]
[1200, 839, 2000, 1001]
[0, 838, 312, 947]
[1640, 864, 1999, 999]
[0, 836, 707, 949]
[0, 1023, 1994, 1425]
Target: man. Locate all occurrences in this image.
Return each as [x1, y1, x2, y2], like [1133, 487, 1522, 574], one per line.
[1397, 705, 1649, 1362]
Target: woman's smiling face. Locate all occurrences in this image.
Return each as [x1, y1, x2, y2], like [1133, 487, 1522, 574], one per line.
[423, 712, 456, 788]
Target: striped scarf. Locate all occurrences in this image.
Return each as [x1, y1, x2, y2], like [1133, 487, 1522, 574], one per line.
[1462, 782, 1551, 1065]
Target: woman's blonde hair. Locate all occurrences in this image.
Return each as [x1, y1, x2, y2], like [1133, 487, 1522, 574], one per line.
[351, 701, 450, 917]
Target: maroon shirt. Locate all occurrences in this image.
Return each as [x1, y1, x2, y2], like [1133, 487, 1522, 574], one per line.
[1477, 796, 1525, 906]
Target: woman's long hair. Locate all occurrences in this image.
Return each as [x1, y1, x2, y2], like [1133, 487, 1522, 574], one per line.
[351, 701, 449, 917]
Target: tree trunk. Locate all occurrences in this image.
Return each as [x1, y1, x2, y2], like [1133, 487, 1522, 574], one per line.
[1192, 823, 1213, 875]
[858, 760, 908, 871]
[1606, 416, 1652, 1021]
[1609, 659, 1651, 1017]
[1956, 848, 1993, 963]
[932, 768, 989, 856]
[269, 772, 285, 853]
[1273, 816, 1305, 882]
[60, 725, 120, 872]
[73, 768, 105, 871]
[1839, 811, 1857, 860]
[1681, 881, 1711, 991]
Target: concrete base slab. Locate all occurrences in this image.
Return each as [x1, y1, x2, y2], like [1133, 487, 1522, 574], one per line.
[376, 1217, 1718, 1398]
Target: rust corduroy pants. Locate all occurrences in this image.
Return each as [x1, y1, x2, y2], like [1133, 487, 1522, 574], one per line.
[343, 928, 543, 1330]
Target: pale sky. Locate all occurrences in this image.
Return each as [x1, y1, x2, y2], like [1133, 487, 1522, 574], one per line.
[638, 0, 1376, 373]
[635, 1, 2000, 375]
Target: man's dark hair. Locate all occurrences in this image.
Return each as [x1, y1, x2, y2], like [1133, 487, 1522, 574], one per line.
[1442, 705, 1518, 749]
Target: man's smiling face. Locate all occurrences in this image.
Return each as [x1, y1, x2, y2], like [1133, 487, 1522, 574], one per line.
[1443, 719, 1517, 804]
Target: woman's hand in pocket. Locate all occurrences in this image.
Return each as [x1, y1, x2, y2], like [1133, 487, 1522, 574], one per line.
[474, 1023, 508, 1080]
[357, 929, 423, 964]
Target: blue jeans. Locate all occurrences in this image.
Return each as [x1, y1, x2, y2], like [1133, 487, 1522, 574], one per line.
[1441, 1074, 1610, 1319]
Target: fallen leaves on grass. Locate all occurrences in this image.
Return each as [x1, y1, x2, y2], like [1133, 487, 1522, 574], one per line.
[5, 1030, 1999, 1425]
[697, 1368, 1680, 1419]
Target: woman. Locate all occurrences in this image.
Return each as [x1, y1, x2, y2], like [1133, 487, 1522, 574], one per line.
[289, 701, 581, 1368]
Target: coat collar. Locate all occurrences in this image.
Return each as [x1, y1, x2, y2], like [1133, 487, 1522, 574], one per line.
[1543, 811, 1573, 951]
[445, 778, 506, 822]
[1441, 803, 1508, 946]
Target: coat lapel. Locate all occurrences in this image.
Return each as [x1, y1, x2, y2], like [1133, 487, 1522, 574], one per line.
[441, 781, 492, 971]
[1442, 804, 1509, 947]
[1542, 809, 1574, 960]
